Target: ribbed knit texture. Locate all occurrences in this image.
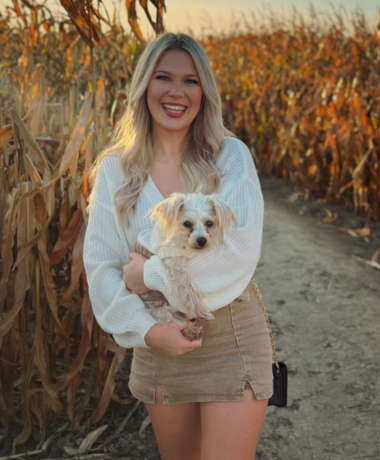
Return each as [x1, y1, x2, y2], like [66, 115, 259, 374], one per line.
[83, 137, 264, 348]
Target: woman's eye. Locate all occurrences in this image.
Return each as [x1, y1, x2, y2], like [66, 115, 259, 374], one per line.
[183, 221, 193, 228]
[205, 221, 214, 228]
[156, 76, 198, 84]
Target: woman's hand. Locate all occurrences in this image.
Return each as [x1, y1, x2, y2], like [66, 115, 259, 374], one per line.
[122, 252, 150, 295]
[144, 321, 203, 357]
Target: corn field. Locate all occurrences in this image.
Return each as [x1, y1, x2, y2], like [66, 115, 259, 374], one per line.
[0, 0, 379, 456]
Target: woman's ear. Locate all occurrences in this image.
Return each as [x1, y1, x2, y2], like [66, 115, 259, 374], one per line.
[208, 194, 237, 245]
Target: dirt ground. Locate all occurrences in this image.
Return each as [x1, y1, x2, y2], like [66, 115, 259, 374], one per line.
[249, 176, 380, 460]
[2, 174, 380, 459]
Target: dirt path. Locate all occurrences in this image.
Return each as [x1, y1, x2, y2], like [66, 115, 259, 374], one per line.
[120, 175, 380, 460]
[256, 177, 380, 460]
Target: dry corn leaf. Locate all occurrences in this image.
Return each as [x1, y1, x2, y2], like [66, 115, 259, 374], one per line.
[352, 255, 380, 270]
[352, 147, 373, 179]
[321, 208, 338, 223]
[371, 248, 380, 262]
[126, 0, 145, 42]
[59, 92, 93, 178]
[59, 0, 99, 47]
[58, 224, 85, 304]
[34, 193, 68, 341]
[11, 110, 52, 184]
[86, 346, 125, 425]
[12, 190, 50, 271]
[287, 190, 309, 203]
[155, 0, 165, 34]
[33, 259, 63, 414]
[28, 65, 47, 137]
[12, 0, 27, 22]
[10, 229, 32, 450]
[41, 422, 70, 451]
[64, 424, 108, 456]
[50, 208, 83, 266]
[139, 414, 151, 434]
[347, 227, 371, 238]
[66, 292, 93, 382]
[336, 226, 372, 239]
[0, 189, 18, 317]
[0, 126, 12, 148]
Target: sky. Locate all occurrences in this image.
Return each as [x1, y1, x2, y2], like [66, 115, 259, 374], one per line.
[1, 0, 380, 37]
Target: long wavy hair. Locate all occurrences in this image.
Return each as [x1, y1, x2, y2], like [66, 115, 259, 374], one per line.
[88, 32, 234, 228]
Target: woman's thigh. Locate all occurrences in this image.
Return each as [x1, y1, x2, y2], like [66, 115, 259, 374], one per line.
[200, 389, 269, 460]
[144, 386, 202, 460]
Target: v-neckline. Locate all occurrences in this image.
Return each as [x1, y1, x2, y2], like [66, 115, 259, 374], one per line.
[147, 175, 165, 202]
[145, 174, 189, 205]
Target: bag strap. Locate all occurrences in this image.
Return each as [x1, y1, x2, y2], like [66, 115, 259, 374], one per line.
[250, 277, 281, 376]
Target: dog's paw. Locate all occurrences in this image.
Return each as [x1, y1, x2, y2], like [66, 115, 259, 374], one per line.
[198, 311, 215, 321]
[181, 324, 203, 341]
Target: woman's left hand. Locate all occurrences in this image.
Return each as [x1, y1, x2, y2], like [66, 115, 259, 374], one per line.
[122, 252, 150, 295]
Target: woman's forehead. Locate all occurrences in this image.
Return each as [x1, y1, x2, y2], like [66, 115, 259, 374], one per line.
[154, 49, 198, 75]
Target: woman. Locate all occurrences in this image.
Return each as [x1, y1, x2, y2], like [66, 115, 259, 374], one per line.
[83, 32, 273, 460]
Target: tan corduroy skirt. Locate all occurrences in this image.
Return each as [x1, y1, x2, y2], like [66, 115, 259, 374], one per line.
[128, 281, 274, 405]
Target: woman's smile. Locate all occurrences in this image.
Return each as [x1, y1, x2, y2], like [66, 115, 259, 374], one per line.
[161, 102, 188, 118]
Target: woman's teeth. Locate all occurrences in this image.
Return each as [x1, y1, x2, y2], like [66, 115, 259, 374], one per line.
[162, 104, 186, 113]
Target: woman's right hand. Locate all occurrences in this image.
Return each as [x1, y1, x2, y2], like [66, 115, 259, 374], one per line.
[144, 321, 202, 357]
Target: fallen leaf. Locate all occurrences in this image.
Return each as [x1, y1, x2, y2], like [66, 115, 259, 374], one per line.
[352, 255, 380, 270]
[139, 414, 151, 435]
[64, 425, 108, 456]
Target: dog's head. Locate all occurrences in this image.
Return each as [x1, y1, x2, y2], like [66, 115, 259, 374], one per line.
[148, 192, 237, 249]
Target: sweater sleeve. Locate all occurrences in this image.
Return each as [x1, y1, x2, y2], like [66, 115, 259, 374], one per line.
[83, 158, 158, 349]
[143, 139, 264, 307]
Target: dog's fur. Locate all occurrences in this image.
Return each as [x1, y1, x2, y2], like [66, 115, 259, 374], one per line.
[133, 192, 249, 340]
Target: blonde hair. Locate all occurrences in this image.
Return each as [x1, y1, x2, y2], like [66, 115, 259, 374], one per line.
[88, 32, 234, 228]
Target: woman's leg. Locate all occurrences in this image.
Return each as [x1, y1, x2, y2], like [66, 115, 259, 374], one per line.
[199, 388, 269, 460]
[144, 386, 202, 460]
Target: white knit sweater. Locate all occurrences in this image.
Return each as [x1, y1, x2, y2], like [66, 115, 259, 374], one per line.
[83, 137, 264, 348]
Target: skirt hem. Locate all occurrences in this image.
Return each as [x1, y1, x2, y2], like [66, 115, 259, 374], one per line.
[129, 382, 273, 405]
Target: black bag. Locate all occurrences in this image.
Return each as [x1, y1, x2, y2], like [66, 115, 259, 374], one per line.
[268, 361, 288, 407]
[250, 278, 288, 408]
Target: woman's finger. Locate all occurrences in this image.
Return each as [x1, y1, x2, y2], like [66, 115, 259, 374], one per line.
[178, 321, 194, 330]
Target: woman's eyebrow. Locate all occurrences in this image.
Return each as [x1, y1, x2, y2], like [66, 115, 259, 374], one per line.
[154, 70, 199, 77]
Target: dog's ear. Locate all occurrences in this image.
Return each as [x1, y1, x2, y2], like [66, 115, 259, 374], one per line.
[149, 193, 186, 222]
[208, 194, 237, 245]
[148, 193, 186, 238]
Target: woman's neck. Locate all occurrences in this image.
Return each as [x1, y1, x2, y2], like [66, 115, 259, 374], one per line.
[151, 126, 187, 161]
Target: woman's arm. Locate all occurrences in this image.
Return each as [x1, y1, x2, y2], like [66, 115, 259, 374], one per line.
[83, 158, 158, 348]
[142, 139, 264, 307]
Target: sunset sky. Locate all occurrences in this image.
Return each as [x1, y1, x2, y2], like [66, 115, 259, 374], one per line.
[1, 0, 379, 37]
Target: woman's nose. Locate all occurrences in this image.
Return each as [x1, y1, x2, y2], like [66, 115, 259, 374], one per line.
[168, 81, 185, 97]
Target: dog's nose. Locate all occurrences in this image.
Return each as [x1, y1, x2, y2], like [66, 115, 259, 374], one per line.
[196, 237, 207, 247]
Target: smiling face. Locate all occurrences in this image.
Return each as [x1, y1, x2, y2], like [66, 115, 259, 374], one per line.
[146, 49, 204, 137]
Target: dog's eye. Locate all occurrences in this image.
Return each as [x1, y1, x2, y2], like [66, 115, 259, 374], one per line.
[205, 221, 214, 228]
[183, 221, 193, 228]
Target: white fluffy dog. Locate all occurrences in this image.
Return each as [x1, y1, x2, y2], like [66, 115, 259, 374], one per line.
[132, 192, 238, 340]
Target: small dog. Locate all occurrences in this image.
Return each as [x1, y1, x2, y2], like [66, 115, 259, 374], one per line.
[133, 192, 239, 341]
